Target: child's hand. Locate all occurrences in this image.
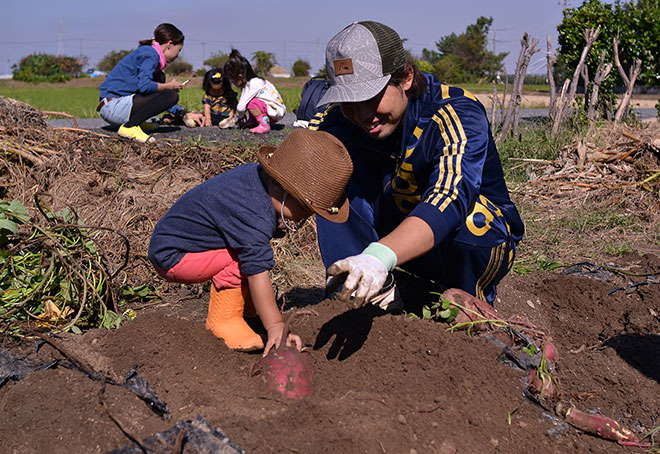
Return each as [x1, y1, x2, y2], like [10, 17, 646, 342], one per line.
[263, 323, 303, 356]
[264, 322, 284, 356]
[285, 332, 303, 351]
[183, 112, 205, 127]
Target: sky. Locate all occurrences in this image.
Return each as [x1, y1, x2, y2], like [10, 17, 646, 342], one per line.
[1, 0, 585, 76]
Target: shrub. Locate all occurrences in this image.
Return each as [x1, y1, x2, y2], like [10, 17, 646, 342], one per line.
[97, 49, 132, 73]
[204, 51, 229, 69]
[13, 54, 82, 83]
[165, 59, 193, 75]
[292, 59, 311, 77]
[252, 51, 275, 77]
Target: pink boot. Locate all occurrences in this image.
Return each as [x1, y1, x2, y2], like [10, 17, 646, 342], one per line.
[250, 114, 271, 134]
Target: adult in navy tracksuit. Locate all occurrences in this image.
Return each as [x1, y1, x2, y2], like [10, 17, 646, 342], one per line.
[98, 23, 204, 143]
[310, 21, 524, 311]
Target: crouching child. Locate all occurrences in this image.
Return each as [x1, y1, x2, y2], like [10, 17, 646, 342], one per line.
[148, 129, 353, 355]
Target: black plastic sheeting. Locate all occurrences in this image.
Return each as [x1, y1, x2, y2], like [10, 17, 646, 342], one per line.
[118, 367, 170, 418]
[562, 261, 613, 281]
[0, 348, 169, 418]
[106, 414, 243, 454]
[0, 349, 58, 387]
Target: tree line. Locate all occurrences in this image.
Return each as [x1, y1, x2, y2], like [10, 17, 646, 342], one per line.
[10, 0, 660, 101]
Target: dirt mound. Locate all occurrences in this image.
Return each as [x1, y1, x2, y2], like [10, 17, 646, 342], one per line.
[1, 260, 659, 453]
[1, 101, 659, 453]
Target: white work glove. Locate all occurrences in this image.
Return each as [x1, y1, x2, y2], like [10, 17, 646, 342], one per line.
[326, 242, 397, 308]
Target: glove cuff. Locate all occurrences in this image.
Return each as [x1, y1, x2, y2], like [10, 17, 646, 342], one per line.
[363, 242, 397, 271]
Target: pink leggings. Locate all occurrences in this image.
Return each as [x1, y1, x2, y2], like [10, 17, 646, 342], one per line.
[247, 98, 268, 116]
[155, 249, 244, 289]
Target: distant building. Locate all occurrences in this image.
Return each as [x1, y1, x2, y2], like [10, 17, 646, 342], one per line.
[268, 65, 290, 78]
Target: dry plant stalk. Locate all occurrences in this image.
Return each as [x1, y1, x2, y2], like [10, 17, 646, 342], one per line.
[497, 33, 539, 144]
[613, 36, 643, 124]
[551, 27, 601, 139]
[587, 50, 613, 121]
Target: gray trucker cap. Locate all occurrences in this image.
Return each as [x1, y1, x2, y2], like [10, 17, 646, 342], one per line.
[317, 21, 406, 106]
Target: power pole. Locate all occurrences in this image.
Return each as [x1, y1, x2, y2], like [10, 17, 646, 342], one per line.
[493, 29, 500, 83]
[283, 40, 286, 69]
[316, 37, 322, 74]
[58, 19, 63, 56]
[201, 42, 206, 67]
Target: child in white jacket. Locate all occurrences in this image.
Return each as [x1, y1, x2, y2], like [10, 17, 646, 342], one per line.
[222, 49, 286, 133]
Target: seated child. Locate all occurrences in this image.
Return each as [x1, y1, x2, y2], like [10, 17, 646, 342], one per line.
[222, 49, 286, 134]
[148, 129, 353, 354]
[201, 68, 238, 127]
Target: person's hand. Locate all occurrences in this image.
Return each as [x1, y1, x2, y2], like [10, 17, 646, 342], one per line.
[263, 322, 302, 356]
[326, 253, 388, 308]
[183, 112, 205, 128]
[167, 79, 186, 91]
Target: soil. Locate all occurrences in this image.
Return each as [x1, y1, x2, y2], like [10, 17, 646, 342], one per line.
[1, 96, 660, 454]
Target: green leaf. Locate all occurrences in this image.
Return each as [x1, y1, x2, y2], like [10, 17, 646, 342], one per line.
[522, 344, 538, 356]
[422, 305, 432, 320]
[0, 219, 19, 235]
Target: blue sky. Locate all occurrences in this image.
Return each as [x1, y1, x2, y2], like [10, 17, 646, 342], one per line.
[1, 0, 584, 76]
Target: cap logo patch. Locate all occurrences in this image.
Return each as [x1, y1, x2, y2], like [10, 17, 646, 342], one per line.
[334, 58, 354, 76]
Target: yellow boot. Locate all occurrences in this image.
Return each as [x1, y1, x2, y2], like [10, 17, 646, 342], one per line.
[206, 285, 264, 351]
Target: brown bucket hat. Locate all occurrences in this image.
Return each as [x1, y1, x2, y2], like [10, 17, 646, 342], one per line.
[257, 129, 353, 222]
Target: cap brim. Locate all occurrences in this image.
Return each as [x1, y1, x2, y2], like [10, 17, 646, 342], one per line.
[257, 146, 350, 224]
[316, 75, 391, 107]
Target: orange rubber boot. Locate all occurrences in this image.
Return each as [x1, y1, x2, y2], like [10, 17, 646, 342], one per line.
[243, 289, 258, 318]
[205, 285, 264, 351]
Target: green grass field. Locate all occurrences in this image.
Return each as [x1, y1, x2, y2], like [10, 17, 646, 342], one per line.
[0, 79, 303, 119]
[0, 78, 550, 119]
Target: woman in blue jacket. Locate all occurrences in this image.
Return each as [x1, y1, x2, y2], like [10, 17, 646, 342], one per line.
[98, 23, 204, 143]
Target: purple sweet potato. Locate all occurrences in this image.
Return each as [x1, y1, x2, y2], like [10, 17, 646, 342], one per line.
[564, 407, 639, 444]
[527, 368, 558, 402]
[252, 311, 313, 400]
[543, 340, 559, 362]
[261, 346, 313, 400]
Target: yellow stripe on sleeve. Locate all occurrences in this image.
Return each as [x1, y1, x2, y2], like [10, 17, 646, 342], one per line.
[427, 106, 466, 212]
[437, 105, 467, 211]
[441, 84, 450, 100]
[307, 105, 334, 131]
[462, 89, 477, 101]
[425, 113, 452, 205]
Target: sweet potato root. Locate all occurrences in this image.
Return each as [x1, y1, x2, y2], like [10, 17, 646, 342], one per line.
[543, 340, 559, 362]
[526, 368, 559, 403]
[251, 310, 313, 400]
[442, 288, 502, 331]
[564, 407, 639, 444]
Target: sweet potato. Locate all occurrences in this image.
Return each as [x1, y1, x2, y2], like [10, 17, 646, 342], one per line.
[564, 407, 639, 444]
[260, 345, 313, 400]
[526, 368, 558, 402]
[251, 311, 313, 400]
[441, 288, 502, 331]
[543, 340, 559, 362]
